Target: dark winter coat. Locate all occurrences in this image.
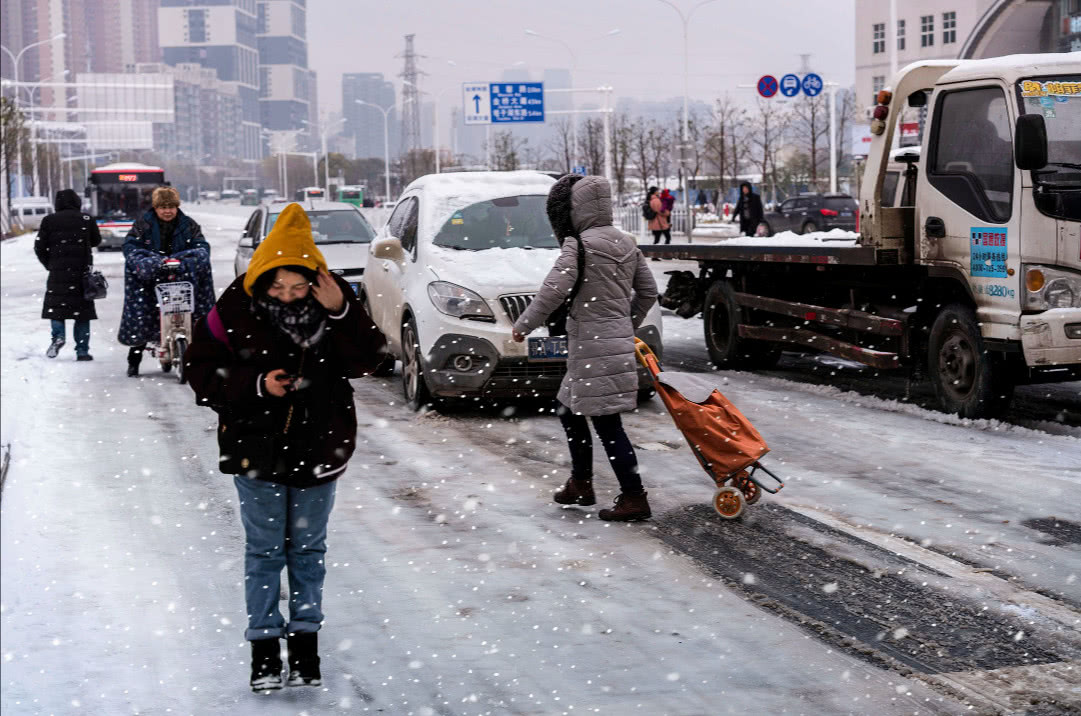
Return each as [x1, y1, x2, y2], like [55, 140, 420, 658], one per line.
[513, 175, 658, 416]
[118, 209, 214, 346]
[34, 189, 102, 321]
[184, 274, 386, 487]
[733, 182, 764, 235]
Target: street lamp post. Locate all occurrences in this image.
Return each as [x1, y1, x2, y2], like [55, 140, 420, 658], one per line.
[1, 32, 66, 198]
[25, 70, 69, 198]
[654, 0, 717, 236]
[303, 117, 346, 194]
[355, 99, 392, 202]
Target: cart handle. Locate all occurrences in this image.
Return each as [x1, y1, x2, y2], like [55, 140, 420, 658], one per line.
[747, 462, 784, 494]
[634, 338, 661, 375]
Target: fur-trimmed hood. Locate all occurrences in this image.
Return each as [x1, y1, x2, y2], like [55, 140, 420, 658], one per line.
[546, 174, 614, 243]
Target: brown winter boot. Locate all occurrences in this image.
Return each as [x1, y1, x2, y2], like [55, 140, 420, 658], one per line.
[553, 477, 596, 506]
[598, 492, 651, 522]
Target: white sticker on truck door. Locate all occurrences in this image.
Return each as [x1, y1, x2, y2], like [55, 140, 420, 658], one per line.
[970, 227, 1008, 278]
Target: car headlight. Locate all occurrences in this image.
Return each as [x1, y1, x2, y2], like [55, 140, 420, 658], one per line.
[427, 281, 495, 321]
[1024, 265, 1081, 310]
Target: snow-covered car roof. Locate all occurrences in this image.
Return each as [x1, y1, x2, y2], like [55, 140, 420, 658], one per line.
[405, 171, 557, 241]
[936, 53, 1080, 87]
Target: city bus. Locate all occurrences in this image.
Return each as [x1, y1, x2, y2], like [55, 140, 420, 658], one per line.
[294, 186, 325, 201]
[336, 185, 366, 207]
[87, 163, 166, 249]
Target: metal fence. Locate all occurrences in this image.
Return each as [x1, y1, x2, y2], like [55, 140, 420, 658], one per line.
[613, 206, 695, 237]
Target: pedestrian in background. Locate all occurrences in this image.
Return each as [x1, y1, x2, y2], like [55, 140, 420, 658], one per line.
[186, 203, 385, 692]
[732, 181, 764, 237]
[512, 175, 659, 522]
[34, 189, 102, 360]
[119, 186, 214, 376]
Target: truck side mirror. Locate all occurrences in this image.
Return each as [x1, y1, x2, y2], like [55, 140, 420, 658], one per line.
[907, 91, 927, 108]
[1015, 114, 1048, 170]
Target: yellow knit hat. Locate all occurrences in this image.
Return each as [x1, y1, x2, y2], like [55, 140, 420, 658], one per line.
[243, 202, 328, 295]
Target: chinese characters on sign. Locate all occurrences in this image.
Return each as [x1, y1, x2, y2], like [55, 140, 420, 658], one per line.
[463, 82, 545, 124]
[970, 227, 1008, 278]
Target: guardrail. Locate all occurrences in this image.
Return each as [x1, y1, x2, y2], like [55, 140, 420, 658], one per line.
[614, 206, 696, 237]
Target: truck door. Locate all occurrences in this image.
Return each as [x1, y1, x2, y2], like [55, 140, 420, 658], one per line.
[918, 83, 1022, 336]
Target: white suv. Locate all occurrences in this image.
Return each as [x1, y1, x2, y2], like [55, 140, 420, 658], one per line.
[363, 171, 664, 410]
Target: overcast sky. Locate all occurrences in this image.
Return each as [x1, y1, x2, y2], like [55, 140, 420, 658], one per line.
[309, 0, 856, 116]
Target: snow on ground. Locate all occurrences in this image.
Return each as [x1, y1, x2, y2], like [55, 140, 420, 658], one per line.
[2, 205, 1078, 714]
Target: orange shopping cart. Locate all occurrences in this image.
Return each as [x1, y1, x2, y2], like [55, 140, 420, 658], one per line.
[635, 339, 784, 519]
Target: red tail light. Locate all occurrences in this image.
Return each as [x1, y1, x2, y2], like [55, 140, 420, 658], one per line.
[819, 208, 838, 217]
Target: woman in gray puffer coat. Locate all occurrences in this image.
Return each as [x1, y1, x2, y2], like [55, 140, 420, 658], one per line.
[512, 174, 659, 521]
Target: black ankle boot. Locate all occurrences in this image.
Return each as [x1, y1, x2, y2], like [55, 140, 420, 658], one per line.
[127, 347, 142, 377]
[250, 638, 283, 692]
[286, 631, 322, 687]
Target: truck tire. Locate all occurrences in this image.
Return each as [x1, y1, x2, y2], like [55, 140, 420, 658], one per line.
[927, 304, 1014, 419]
[703, 280, 780, 369]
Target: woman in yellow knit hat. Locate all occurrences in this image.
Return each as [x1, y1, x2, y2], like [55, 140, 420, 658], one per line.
[185, 203, 385, 692]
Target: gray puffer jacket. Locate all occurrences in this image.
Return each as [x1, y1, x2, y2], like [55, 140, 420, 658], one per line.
[514, 175, 658, 416]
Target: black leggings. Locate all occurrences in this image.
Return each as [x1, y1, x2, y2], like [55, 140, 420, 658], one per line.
[652, 229, 672, 244]
[557, 406, 643, 495]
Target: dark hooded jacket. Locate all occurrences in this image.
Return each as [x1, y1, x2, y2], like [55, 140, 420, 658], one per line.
[118, 208, 215, 346]
[34, 189, 102, 321]
[513, 175, 658, 416]
[732, 182, 763, 234]
[185, 204, 387, 487]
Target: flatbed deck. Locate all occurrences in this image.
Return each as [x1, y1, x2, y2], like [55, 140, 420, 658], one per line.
[639, 241, 879, 266]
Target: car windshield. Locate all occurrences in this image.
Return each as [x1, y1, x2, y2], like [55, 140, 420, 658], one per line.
[266, 209, 376, 244]
[1016, 76, 1081, 168]
[432, 195, 557, 250]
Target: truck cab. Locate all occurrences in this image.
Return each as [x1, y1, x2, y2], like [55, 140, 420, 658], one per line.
[860, 54, 1080, 413]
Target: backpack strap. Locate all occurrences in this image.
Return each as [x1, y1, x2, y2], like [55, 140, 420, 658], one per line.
[206, 306, 232, 352]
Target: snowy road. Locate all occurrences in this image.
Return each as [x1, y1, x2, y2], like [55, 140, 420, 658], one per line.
[2, 205, 1079, 715]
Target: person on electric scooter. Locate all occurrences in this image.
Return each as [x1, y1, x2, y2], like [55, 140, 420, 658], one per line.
[185, 203, 386, 692]
[118, 186, 214, 376]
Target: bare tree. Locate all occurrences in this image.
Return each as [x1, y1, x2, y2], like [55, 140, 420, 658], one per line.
[648, 120, 671, 188]
[632, 118, 653, 191]
[748, 97, 790, 205]
[790, 93, 829, 190]
[489, 130, 527, 171]
[547, 118, 574, 174]
[1, 97, 27, 230]
[707, 95, 747, 198]
[578, 117, 605, 178]
[684, 109, 707, 200]
[610, 111, 634, 201]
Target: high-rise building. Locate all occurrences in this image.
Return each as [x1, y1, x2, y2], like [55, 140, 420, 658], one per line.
[86, 0, 160, 73]
[255, 0, 312, 139]
[158, 0, 262, 160]
[343, 72, 397, 159]
[0, 0, 91, 112]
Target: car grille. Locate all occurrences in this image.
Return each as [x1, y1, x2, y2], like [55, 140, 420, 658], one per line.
[490, 361, 566, 379]
[500, 294, 535, 322]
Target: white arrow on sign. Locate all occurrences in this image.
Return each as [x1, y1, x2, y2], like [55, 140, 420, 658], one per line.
[463, 82, 491, 125]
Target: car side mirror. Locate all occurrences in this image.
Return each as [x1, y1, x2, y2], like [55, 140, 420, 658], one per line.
[373, 236, 405, 262]
[239, 236, 254, 249]
[1015, 114, 1048, 170]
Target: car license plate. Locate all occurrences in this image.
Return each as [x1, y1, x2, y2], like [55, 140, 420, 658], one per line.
[349, 282, 360, 294]
[840, 211, 853, 217]
[527, 336, 567, 362]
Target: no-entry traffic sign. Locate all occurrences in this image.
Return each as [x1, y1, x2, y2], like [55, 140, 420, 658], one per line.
[757, 75, 778, 98]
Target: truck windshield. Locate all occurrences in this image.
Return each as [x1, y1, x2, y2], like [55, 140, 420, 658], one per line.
[1017, 77, 1081, 168]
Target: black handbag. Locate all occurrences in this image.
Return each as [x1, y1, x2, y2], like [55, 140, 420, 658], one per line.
[82, 270, 108, 300]
[545, 235, 586, 337]
[82, 236, 107, 300]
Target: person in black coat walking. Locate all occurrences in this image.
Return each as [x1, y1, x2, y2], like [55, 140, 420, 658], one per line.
[732, 182, 764, 237]
[34, 189, 102, 360]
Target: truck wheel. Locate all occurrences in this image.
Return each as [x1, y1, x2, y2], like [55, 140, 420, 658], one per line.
[928, 304, 1013, 419]
[703, 280, 780, 369]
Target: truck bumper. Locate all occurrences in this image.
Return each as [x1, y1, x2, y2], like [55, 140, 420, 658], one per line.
[1020, 308, 1081, 366]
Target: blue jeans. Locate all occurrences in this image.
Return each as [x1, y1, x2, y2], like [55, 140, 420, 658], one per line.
[233, 476, 337, 641]
[51, 319, 90, 356]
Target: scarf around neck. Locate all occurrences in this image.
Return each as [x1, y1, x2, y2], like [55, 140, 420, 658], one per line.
[256, 294, 327, 348]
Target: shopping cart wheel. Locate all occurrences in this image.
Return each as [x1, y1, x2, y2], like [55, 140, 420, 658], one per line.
[712, 486, 744, 520]
[733, 472, 761, 505]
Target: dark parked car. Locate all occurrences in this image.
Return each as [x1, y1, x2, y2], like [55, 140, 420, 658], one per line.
[759, 194, 857, 236]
